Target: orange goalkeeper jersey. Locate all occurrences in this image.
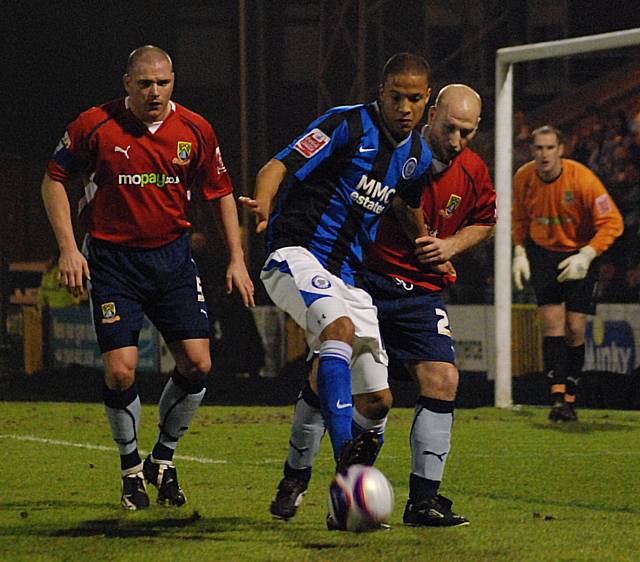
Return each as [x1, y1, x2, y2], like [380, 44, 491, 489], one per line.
[512, 158, 623, 254]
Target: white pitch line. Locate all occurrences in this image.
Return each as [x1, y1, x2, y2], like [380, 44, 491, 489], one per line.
[2, 434, 638, 463]
[0, 434, 227, 464]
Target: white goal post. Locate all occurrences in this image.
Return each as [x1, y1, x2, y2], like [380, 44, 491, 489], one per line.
[493, 28, 640, 408]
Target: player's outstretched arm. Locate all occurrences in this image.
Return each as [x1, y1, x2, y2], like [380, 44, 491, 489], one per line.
[41, 174, 90, 297]
[212, 193, 255, 307]
[239, 158, 288, 234]
[415, 224, 494, 265]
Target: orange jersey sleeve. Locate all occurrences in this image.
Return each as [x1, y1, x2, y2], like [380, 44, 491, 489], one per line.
[512, 159, 623, 253]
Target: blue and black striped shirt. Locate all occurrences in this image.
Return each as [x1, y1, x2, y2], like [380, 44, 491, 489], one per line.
[267, 101, 432, 286]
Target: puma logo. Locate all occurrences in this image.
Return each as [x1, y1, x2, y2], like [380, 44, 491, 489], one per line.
[422, 450, 447, 462]
[115, 145, 131, 159]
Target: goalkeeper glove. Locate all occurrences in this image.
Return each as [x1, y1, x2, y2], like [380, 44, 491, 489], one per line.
[557, 245, 597, 282]
[512, 245, 531, 290]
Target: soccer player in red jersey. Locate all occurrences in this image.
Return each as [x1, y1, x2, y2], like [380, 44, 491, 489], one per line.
[269, 85, 495, 529]
[363, 85, 495, 526]
[42, 46, 254, 510]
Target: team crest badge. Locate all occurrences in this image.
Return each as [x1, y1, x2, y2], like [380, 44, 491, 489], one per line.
[565, 191, 574, 203]
[101, 302, 121, 324]
[311, 275, 332, 290]
[401, 157, 418, 179]
[173, 141, 193, 165]
[440, 194, 462, 217]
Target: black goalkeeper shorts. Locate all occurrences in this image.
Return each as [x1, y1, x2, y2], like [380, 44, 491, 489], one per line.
[526, 241, 599, 315]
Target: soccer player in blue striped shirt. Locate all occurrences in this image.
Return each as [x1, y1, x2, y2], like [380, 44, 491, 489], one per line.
[241, 53, 432, 512]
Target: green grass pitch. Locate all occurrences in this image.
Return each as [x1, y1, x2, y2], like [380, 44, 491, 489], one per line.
[1, 402, 638, 562]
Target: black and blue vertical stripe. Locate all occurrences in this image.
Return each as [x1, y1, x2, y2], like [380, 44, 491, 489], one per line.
[267, 102, 432, 286]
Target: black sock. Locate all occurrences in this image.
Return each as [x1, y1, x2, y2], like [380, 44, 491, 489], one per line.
[283, 461, 312, 484]
[151, 442, 175, 462]
[409, 473, 440, 503]
[543, 336, 567, 404]
[565, 344, 585, 404]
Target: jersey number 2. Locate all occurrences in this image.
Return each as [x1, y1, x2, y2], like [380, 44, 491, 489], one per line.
[435, 308, 452, 337]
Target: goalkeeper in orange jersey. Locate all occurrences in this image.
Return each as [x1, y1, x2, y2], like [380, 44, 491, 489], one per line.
[512, 125, 623, 421]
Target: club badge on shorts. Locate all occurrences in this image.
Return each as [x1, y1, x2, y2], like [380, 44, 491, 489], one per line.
[101, 302, 121, 324]
[312, 275, 332, 289]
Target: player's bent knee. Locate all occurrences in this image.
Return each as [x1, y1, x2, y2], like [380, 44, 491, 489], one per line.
[320, 316, 356, 345]
[354, 389, 393, 419]
[415, 363, 459, 401]
[182, 358, 212, 379]
[104, 368, 136, 391]
[103, 349, 137, 390]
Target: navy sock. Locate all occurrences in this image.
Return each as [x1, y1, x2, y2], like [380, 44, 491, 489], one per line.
[409, 473, 441, 503]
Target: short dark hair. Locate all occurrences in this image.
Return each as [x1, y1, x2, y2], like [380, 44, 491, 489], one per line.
[381, 52, 431, 84]
[530, 125, 564, 145]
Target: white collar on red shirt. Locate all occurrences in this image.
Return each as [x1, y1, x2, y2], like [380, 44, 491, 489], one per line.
[124, 97, 176, 133]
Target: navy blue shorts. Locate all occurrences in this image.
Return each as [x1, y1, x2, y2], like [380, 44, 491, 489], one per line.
[86, 234, 210, 353]
[526, 241, 599, 314]
[358, 270, 456, 367]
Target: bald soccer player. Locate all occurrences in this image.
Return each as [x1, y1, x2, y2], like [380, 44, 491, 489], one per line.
[43, 45, 254, 510]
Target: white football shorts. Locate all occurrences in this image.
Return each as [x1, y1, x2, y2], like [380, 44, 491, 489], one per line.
[261, 246, 388, 394]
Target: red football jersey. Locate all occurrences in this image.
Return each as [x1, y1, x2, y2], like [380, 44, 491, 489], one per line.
[47, 98, 233, 248]
[366, 148, 496, 291]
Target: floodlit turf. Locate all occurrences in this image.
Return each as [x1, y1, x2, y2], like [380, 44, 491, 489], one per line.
[0, 402, 638, 562]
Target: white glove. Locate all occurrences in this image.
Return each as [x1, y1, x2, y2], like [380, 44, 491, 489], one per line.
[512, 245, 531, 290]
[557, 245, 597, 282]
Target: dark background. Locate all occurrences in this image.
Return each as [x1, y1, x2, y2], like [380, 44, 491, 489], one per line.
[1, 0, 639, 269]
[1, 1, 639, 406]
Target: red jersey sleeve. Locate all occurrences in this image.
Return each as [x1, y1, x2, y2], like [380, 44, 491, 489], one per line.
[465, 156, 497, 226]
[195, 122, 234, 201]
[46, 112, 93, 183]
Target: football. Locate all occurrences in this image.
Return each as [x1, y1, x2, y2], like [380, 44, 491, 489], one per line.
[328, 464, 394, 532]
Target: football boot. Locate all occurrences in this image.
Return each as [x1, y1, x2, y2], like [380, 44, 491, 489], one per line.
[121, 471, 150, 510]
[143, 455, 187, 507]
[403, 494, 469, 527]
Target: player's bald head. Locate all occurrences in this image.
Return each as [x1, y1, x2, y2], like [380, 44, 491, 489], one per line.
[126, 45, 173, 74]
[434, 84, 482, 121]
[426, 84, 482, 163]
